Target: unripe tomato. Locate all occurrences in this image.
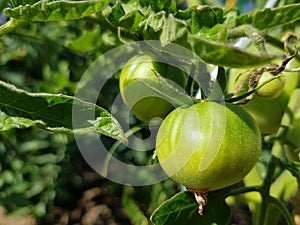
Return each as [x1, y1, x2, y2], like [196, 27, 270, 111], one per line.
[156, 101, 261, 191]
[256, 72, 285, 99]
[227, 59, 299, 135]
[119, 55, 187, 122]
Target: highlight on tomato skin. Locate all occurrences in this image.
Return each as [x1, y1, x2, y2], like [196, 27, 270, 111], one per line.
[155, 101, 262, 192]
[119, 54, 188, 122]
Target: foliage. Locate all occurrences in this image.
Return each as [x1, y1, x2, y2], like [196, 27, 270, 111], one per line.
[0, 0, 300, 224]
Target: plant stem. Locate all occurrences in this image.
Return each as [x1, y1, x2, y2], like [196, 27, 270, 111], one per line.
[227, 25, 266, 53]
[268, 196, 296, 225]
[226, 186, 262, 197]
[102, 126, 143, 177]
[257, 155, 280, 225]
[0, 19, 26, 36]
[264, 35, 300, 62]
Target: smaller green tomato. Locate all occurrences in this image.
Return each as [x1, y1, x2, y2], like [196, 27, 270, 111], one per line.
[227, 61, 299, 135]
[156, 101, 261, 191]
[256, 72, 285, 99]
[119, 55, 187, 122]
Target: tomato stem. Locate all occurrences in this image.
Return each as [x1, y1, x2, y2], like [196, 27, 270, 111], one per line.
[188, 189, 208, 216]
[225, 186, 262, 197]
[257, 155, 280, 225]
[268, 196, 296, 225]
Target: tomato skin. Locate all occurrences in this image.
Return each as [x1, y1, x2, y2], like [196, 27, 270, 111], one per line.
[119, 55, 187, 122]
[256, 72, 285, 99]
[156, 101, 261, 191]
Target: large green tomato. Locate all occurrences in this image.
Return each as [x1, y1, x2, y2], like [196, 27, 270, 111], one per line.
[227, 60, 299, 135]
[156, 101, 261, 191]
[119, 55, 187, 122]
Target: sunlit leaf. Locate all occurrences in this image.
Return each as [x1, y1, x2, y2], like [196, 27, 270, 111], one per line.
[176, 5, 224, 34]
[139, 0, 176, 13]
[136, 76, 194, 107]
[4, 0, 110, 21]
[0, 81, 126, 142]
[142, 11, 187, 43]
[235, 3, 300, 30]
[285, 162, 300, 189]
[119, 10, 145, 31]
[189, 35, 275, 68]
[67, 25, 102, 51]
[107, 2, 125, 25]
[0, 110, 44, 130]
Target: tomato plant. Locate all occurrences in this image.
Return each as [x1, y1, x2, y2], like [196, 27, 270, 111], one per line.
[0, 0, 300, 225]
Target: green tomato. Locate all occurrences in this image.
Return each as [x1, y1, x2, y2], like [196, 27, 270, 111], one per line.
[156, 101, 261, 191]
[119, 55, 187, 122]
[256, 72, 285, 99]
[227, 61, 299, 135]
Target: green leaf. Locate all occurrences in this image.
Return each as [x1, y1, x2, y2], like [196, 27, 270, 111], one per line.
[142, 11, 273, 68]
[150, 191, 230, 225]
[195, 24, 228, 42]
[136, 75, 194, 108]
[118, 10, 145, 31]
[67, 25, 102, 51]
[139, 0, 176, 13]
[107, 2, 125, 25]
[160, 14, 187, 44]
[0, 110, 44, 130]
[4, 0, 111, 21]
[176, 5, 224, 34]
[189, 34, 275, 68]
[9, 0, 39, 7]
[142, 12, 187, 44]
[235, 3, 300, 30]
[0, 81, 126, 143]
[284, 162, 300, 189]
[121, 187, 150, 225]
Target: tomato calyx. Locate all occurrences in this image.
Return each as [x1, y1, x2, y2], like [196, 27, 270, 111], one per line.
[187, 188, 208, 216]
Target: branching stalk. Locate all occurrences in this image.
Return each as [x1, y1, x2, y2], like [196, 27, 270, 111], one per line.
[268, 196, 296, 225]
[257, 155, 280, 225]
